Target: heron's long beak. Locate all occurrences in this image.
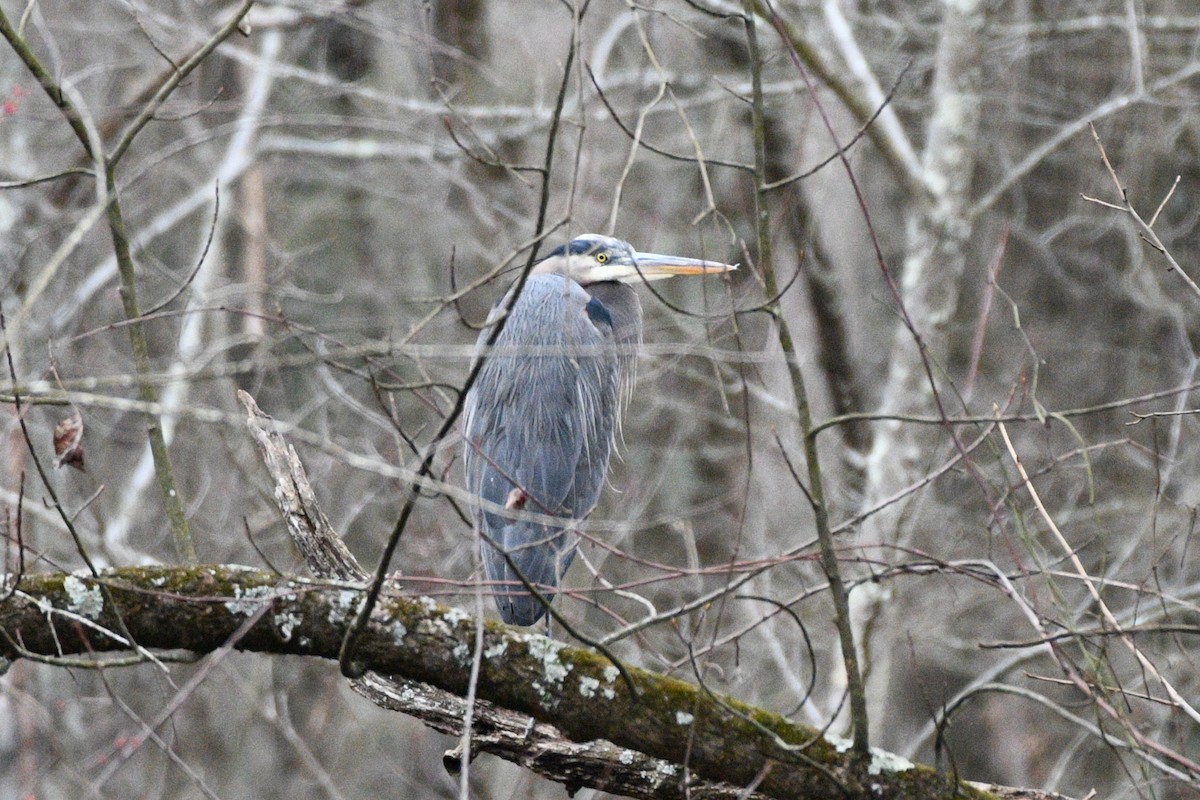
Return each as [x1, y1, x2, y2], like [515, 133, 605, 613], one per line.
[620, 251, 738, 283]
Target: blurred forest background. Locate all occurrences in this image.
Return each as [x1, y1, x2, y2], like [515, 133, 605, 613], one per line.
[2, 0, 1200, 798]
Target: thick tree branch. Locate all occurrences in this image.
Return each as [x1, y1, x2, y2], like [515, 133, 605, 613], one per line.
[0, 565, 985, 800]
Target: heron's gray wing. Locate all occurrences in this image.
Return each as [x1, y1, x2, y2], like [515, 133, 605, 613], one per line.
[465, 277, 609, 514]
[463, 275, 621, 625]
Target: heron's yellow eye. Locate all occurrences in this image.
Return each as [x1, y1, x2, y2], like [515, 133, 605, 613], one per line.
[595, 252, 608, 264]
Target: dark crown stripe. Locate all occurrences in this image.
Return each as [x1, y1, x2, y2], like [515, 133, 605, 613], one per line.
[545, 238, 601, 259]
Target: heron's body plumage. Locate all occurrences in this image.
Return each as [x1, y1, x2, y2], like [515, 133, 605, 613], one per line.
[464, 275, 627, 625]
[462, 234, 733, 626]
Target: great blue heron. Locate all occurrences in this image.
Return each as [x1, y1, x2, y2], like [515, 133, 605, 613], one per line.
[463, 233, 736, 625]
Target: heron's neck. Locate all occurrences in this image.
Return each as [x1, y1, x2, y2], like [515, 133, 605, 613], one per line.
[585, 280, 640, 411]
[583, 281, 642, 347]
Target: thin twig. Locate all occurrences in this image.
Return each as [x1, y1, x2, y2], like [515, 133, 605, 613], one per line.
[1088, 123, 1200, 302]
[1148, 174, 1180, 228]
[144, 182, 220, 315]
[0, 167, 94, 188]
[108, 0, 255, 167]
[998, 417, 1200, 731]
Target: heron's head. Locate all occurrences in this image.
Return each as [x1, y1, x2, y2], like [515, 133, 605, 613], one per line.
[533, 233, 736, 286]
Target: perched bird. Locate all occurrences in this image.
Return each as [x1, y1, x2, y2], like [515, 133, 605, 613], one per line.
[463, 233, 735, 625]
